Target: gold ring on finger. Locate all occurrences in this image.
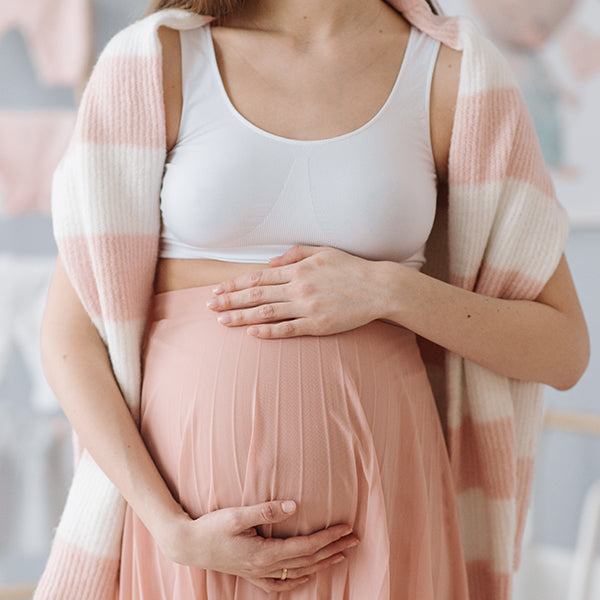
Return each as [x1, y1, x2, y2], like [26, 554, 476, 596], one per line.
[280, 567, 288, 581]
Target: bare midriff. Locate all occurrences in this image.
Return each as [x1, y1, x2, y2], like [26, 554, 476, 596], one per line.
[153, 257, 272, 294]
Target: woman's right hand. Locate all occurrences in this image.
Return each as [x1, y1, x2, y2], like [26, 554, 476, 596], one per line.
[158, 500, 359, 594]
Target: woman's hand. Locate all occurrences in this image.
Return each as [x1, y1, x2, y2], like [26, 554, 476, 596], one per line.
[158, 500, 359, 594]
[206, 246, 391, 338]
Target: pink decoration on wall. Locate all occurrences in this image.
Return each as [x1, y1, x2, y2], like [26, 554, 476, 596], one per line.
[0, 0, 93, 88]
[0, 111, 76, 215]
[560, 24, 600, 81]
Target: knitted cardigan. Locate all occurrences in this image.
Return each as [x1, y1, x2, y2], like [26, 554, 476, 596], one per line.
[35, 1, 569, 598]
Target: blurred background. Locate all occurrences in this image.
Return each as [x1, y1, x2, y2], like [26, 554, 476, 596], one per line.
[0, 0, 598, 598]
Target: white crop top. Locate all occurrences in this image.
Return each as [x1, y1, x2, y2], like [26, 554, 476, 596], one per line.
[159, 24, 441, 269]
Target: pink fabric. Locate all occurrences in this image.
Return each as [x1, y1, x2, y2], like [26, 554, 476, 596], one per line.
[0, 0, 93, 87]
[73, 56, 164, 147]
[561, 25, 600, 82]
[466, 562, 511, 600]
[449, 88, 555, 196]
[448, 416, 516, 496]
[0, 111, 76, 216]
[59, 234, 159, 321]
[118, 285, 470, 599]
[36, 537, 120, 598]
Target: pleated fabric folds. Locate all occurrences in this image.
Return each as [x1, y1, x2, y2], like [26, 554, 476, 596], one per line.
[118, 285, 469, 599]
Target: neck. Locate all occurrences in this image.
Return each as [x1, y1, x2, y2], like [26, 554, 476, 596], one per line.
[228, 0, 388, 41]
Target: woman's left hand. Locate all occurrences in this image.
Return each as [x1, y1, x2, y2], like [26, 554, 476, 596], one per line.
[206, 246, 391, 338]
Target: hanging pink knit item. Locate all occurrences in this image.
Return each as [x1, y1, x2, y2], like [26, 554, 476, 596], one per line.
[0, 111, 76, 216]
[0, 0, 93, 87]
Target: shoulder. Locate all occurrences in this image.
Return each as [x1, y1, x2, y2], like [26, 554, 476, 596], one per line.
[431, 42, 462, 115]
[158, 26, 183, 152]
[158, 25, 182, 74]
[426, 14, 523, 183]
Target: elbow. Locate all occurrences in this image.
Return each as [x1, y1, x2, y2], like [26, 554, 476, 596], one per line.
[549, 333, 590, 392]
[552, 372, 584, 392]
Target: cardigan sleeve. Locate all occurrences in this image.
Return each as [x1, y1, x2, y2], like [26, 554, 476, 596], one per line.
[35, 20, 169, 600]
[443, 18, 570, 301]
[49, 19, 169, 426]
[419, 19, 570, 598]
[51, 21, 166, 346]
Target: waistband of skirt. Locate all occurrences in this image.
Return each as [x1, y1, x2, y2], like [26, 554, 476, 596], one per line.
[151, 284, 219, 321]
[150, 285, 417, 341]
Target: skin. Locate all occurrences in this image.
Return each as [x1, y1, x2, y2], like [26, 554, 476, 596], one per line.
[41, 0, 590, 594]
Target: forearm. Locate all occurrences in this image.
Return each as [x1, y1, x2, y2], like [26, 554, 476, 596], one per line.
[202, 246, 588, 387]
[376, 259, 589, 390]
[41, 329, 187, 544]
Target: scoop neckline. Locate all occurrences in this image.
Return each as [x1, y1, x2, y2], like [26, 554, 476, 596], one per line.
[204, 24, 416, 145]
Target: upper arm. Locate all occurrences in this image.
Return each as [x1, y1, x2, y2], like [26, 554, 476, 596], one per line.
[158, 26, 183, 153]
[41, 254, 103, 357]
[535, 253, 590, 376]
[43, 254, 83, 329]
[536, 253, 587, 323]
[430, 43, 462, 184]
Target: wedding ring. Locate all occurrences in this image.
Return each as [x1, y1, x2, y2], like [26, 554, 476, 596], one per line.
[280, 567, 288, 581]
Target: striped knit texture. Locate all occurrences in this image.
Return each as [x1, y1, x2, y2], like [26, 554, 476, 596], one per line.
[35, 2, 569, 599]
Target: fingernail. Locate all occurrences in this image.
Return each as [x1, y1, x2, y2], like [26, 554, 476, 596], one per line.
[332, 555, 346, 565]
[282, 501, 296, 513]
[247, 327, 259, 336]
[217, 315, 231, 324]
[212, 285, 223, 294]
[206, 298, 217, 309]
[349, 538, 360, 547]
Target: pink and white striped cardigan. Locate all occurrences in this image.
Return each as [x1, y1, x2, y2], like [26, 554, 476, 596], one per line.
[35, 1, 569, 598]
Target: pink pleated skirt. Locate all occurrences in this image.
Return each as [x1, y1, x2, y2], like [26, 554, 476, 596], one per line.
[118, 285, 468, 600]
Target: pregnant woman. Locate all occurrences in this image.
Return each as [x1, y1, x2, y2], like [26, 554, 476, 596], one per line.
[36, 0, 589, 599]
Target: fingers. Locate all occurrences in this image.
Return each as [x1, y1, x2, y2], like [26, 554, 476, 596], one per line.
[247, 318, 314, 338]
[266, 551, 347, 581]
[264, 523, 355, 564]
[206, 281, 316, 336]
[270, 532, 359, 570]
[230, 501, 297, 533]
[212, 265, 291, 295]
[226, 508, 358, 593]
[251, 530, 359, 595]
[217, 305, 302, 329]
[247, 574, 310, 594]
[268, 245, 326, 267]
[207, 283, 289, 311]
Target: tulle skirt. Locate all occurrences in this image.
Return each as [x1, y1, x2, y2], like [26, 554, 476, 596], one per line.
[118, 284, 468, 599]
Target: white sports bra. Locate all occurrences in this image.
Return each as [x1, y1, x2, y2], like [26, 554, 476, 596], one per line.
[159, 24, 441, 268]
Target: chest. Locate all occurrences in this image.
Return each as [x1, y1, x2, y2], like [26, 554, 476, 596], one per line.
[208, 24, 415, 143]
[158, 23, 441, 265]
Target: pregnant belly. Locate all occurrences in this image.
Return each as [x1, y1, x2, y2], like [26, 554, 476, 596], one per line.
[153, 256, 272, 293]
[139, 285, 446, 544]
